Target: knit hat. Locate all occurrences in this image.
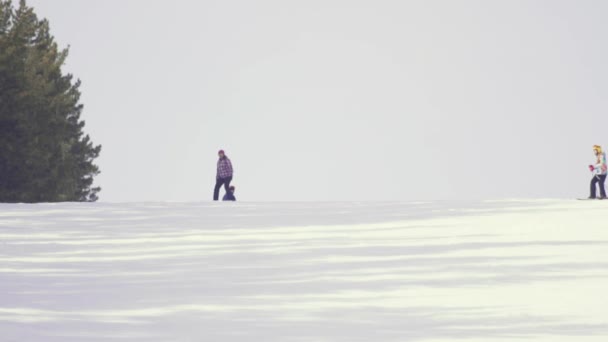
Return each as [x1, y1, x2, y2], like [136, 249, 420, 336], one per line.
[218, 149, 225, 154]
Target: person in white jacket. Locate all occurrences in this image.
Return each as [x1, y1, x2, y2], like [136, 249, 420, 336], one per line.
[588, 145, 607, 199]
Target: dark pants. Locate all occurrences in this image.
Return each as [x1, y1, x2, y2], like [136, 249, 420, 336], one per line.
[213, 176, 232, 201]
[590, 174, 607, 198]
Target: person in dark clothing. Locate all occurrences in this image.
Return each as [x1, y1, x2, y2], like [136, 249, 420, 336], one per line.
[222, 185, 236, 201]
[214, 149, 234, 201]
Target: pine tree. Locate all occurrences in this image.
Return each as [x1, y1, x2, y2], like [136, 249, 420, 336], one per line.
[0, 0, 101, 202]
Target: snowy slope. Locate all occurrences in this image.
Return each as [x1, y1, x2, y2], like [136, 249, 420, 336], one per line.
[1, 200, 607, 342]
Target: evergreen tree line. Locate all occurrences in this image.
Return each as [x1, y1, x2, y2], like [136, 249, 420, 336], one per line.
[0, 0, 101, 202]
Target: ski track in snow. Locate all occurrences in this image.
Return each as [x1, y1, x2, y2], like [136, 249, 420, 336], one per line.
[0, 200, 607, 342]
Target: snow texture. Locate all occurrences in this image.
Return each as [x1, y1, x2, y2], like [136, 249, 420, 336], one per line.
[1, 200, 607, 341]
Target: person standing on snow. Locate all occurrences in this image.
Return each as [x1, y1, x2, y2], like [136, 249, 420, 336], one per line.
[588, 145, 607, 199]
[214, 150, 234, 201]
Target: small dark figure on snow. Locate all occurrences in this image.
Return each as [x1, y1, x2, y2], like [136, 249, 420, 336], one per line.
[214, 150, 233, 201]
[589, 145, 607, 199]
[223, 185, 236, 201]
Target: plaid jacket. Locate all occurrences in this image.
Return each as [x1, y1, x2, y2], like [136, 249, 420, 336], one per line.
[217, 157, 233, 179]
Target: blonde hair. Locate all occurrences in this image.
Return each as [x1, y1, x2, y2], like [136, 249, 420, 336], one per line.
[594, 145, 602, 154]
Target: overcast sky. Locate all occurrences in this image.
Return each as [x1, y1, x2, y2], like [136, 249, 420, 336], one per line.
[27, 0, 608, 202]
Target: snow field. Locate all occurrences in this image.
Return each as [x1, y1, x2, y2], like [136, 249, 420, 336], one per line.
[0, 200, 607, 341]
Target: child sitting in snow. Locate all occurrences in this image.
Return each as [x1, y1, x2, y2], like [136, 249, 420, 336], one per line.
[222, 185, 236, 201]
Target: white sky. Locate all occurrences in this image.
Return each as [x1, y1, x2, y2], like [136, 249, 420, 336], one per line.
[26, 0, 608, 202]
